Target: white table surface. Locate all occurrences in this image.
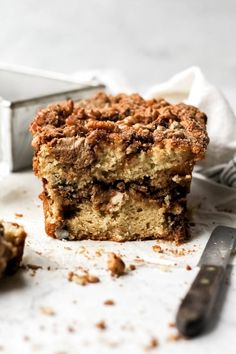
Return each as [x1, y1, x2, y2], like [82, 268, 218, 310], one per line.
[0, 171, 236, 354]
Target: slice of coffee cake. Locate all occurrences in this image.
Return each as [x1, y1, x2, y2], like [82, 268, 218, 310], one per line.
[30, 92, 208, 243]
[0, 221, 26, 276]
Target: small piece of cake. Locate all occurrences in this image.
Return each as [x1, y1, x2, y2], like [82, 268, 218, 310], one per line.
[0, 221, 27, 276]
[30, 92, 209, 243]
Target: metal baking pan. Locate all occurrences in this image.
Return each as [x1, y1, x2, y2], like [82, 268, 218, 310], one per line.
[0, 67, 105, 172]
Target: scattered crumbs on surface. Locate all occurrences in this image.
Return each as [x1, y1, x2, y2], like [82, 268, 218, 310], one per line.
[104, 299, 115, 306]
[95, 248, 103, 257]
[64, 246, 72, 251]
[167, 333, 187, 342]
[47, 266, 51, 271]
[35, 251, 42, 256]
[168, 322, 176, 328]
[107, 252, 126, 277]
[68, 271, 100, 286]
[129, 264, 136, 271]
[78, 246, 87, 254]
[26, 264, 42, 271]
[144, 337, 159, 351]
[164, 247, 195, 257]
[186, 264, 192, 271]
[67, 326, 75, 333]
[77, 246, 93, 260]
[15, 213, 23, 218]
[40, 306, 56, 316]
[22, 263, 43, 276]
[152, 245, 163, 253]
[95, 320, 107, 330]
[134, 256, 145, 263]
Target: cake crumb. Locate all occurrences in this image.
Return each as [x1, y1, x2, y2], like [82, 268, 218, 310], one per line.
[186, 264, 192, 271]
[152, 245, 163, 253]
[145, 337, 159, 351]
[96, 320, 107, 330]
[40, 306, 55, 316]
[161, 247, 195, 257]
[78, 246, 87, 254]
[129, 264, 136, 271]
[167, 333, 186, 341]
[107, 253, 125, 277]
[26, 264, 42, 271]
[23, 263, 42, 276]
[68, 271, 100, 286]
[104, 299, 115, 306]
[95, 249, 103, 257]
[15, 213, 23, 218]
[134, 256, 144, 263]
[35, 251, 42, 256]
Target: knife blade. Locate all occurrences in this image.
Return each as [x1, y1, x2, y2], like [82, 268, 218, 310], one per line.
[176, 225, 236, 337]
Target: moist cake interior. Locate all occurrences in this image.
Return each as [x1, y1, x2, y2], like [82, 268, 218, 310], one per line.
[30, 92, 209, 242]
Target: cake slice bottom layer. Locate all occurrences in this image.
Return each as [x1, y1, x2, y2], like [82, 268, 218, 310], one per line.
[41, 186, 188, 243]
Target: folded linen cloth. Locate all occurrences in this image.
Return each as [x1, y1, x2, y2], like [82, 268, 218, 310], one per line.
[145, 66, 236, 188]
[74, 66, 236, 188]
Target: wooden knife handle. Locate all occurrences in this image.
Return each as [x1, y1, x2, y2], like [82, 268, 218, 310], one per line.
[176, 265, 225, 337]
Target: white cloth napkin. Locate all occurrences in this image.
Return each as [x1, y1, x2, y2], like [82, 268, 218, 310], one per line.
[145, 66, 236, 188]
[74, 66, 236, 188]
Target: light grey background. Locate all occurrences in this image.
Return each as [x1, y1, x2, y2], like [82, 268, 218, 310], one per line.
[0, 0, 235, 101]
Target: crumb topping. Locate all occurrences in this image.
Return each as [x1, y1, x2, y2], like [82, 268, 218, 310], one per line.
[30, 92, 209, 158]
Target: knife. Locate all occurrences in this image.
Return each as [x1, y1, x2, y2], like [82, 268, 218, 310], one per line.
[176, 225, 236, 337]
